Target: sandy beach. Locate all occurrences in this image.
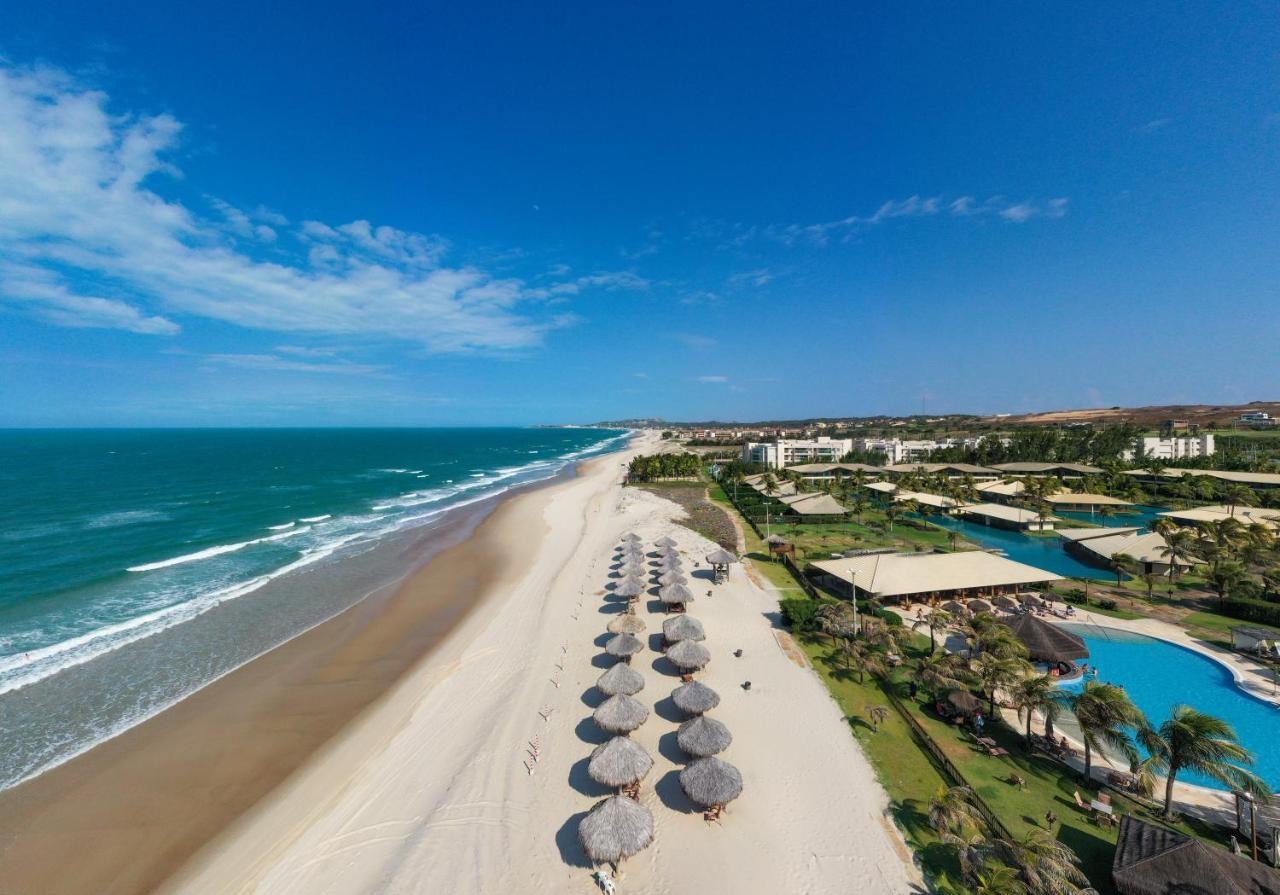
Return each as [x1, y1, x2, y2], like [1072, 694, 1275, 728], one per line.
[0, 432, 918, 894]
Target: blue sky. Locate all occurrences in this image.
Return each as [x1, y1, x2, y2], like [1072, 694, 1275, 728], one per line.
[0, 2, 1277, 426]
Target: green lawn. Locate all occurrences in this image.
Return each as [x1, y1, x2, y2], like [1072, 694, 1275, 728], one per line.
[1181, 610, 1280, 648]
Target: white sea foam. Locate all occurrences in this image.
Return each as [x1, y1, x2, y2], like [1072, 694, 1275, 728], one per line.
[125, 528, 308, 573]
[86, 509, 170, 529]
[267, 522, 296, 531]
[299, 515, 331, 522]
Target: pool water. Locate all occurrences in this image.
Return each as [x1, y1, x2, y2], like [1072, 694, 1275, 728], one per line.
[1056, 623, 1280, 791]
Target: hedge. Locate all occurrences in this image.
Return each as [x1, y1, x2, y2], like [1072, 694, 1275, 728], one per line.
[1221, 597, 1280, 627]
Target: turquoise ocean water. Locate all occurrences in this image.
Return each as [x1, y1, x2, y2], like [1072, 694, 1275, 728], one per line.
[0, 427, 627, 789]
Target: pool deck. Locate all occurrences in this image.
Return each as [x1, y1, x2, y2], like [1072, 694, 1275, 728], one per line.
[890, 604, 1280, 825]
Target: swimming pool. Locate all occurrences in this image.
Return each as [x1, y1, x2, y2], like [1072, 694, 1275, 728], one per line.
[1056, 623, 1280, 791]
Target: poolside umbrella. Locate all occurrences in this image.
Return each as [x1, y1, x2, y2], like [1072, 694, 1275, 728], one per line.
[588, 736, 654, 790]
[655, 536, 678, 548]
[968, 599, 993, 615]
[593, 694, 650, 734]
[993, 595, 1018, 610]
[1020, 594, 1042, 607]
[941, 600, 968, 615]
[1002, 614, 1089, 664]
[614, 579, 645, 599]
[679, 757, 743, 808]
[947, 689, 980, 714]
[578, 795, 654, 872]
[666, 639, 711, 671]
[662, 614, 706, 643]
[605, 632, 644, 660]
[671, 680, 720, 715]
[658, 571, 688, 586]
[607, 613, 647, 636]
[596, 662, 645, 697]
[659, 583, 694, 605]
[765, 534, 789, 545]
[677, 715, 732, 758]
[705, 548, 737, 565]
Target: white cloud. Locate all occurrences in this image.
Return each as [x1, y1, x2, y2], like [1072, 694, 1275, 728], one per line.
[205, 353, 383, 375]
[726, 268, 774, 289]
[697, 375, 728, 383]
[0, 63, 639, 351]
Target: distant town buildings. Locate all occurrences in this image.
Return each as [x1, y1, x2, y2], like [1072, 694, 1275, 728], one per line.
[740, 437, 854, 468]
[1238, 411, 1275, 428]
[853, 436, 987, 463]
[1123, 433, 1215, 462]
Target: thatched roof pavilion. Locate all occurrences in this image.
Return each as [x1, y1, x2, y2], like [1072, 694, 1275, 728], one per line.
[596, 663, 645, 697]
[671, 680, 720, 715]
[666, 639, 711, 671]
[1112, 815, 1280, 895]
[659, 583, 694, 605]
[706, 548, 737, 565]
[607, 613, 646, 636]
[614, 579, 645, 599]
[947, 689, 980, 714]
[578, 795, 654, 869]
[605, 632, 644, 661]
[593, 694, 650, 734]
[679, 757, 743, 808]
[655, 536, 678, 548]
[662, 614, 705, 643]
[1002, 614, 1089, 664]
[588, 736, 654, 789]
[677, 715, 732, 757]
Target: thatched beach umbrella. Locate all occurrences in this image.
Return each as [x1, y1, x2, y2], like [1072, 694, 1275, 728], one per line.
[607, 613, 647, 636]
[671, 680, 720, 715]
[657, 560, 684, 575]
[588, 736, 654, 790]
[658, 571, 688, 586]
[666, 638, 711, 671]
[705, 548, 737, 565]
[1020, 593, 1042, 607]
[578, 795, 654, 873]
[947, 689, 980, 714]
[605, 632, 644, 661]
[596, 662, 645, 697]
[942, 600, 968, 615]
[993, 595, 1018, 610]
[662, 614, 705, 643]
[968, 599, 993, 614]
[677, 715, 732, 758]
[1002, 613, 1089, 664]
[655, 536, 678, 548]
[593, 694, 650, 734]
[659, 583, 694, 605]
[679, 757, 743, 808]
[622, 532, 642, 543]
[614, 579, 645, 599]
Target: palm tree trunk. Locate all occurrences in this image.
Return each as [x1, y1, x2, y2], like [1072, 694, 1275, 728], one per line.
[1083, 741, 1092, 780]
[1163, 769, 1178, 816]
[1024, 714, 1033, 750]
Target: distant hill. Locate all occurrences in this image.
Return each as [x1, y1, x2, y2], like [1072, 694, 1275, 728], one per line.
[989, 401, 1280, 428]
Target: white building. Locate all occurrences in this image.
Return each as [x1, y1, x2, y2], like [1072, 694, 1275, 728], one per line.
[1123, 433, 1215, 462]
[854, 436, 986, 464]
[740, 437, 853, 469]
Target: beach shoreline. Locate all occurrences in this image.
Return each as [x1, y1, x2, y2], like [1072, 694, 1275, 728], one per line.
[0, 435, 641, 895]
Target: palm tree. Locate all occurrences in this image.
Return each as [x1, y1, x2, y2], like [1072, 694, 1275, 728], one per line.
[1263, 566, 1280, 600]
[884, 501, 902, 532]
[947, 528, 961, 552]
[998, 827, 1089, 895]
[928, 784, 984, 835]
[868, 704, 889, 732]
[1112, 552, 1140, 588]
[1224, 484, 1255, 517]
[917, 651, 970, 698]
[912, 608, 953, 655]
[972, 654, 1031, 715]
[1067, 681, 1144, 781]
[845, 639, 885, 683]
[1138, 705, 1267, 817]
[851, 491, 869, 523]
[1011, 674, 1064, 751]
[1159, 528, 1197, 589]
[969, 865, 1028, 895]
[1209, 559, 1248, 608]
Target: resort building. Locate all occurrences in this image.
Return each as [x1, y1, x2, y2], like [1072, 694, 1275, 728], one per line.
[1122, 467, 1280, 490]
[1122, 433, 1215, 462]
[974, 479, 1025, 502]
[960, 502, 1058, 531]
[1112, 816, 1280, 895]
[740, 437, 853, 469]
[894, 490, 962, 511]
[989, 462, 1103, 478]
[785, 462, 882, 482]
[864, 481, 899, 496]
[1058, 527, 1199, 575]
[1158, 505, 1280, 530]
[808, 551, 1061, 605]
[853, 437, 987, 464]
[777, 493, 849, 516]
[1042, 492, 1134, 512]
[882, 462, 1000, 480]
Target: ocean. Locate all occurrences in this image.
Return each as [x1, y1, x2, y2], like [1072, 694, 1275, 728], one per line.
[0, 427, 627, 789]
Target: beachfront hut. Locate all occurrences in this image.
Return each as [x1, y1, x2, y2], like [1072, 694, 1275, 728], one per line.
[677, 715, 733, 758]
[968, 599, 993, 615]
[662, 615, 706, 644]
[596, 663, 645, 697]
[593, 694, 650, 734]
[1112, 815, 1280, 895]
[947, 689, 980, 715]
[607, 613, 647, 636]
[578, 795, 654, 874]
[671, 680, 720, 715]
[666, 639, 711, 672]
[588, 736, 654, 791]
[1003, 614, 1089, 665]
[680, 757, 743, 809]
[605, 633, 644, 662]
[655, 536, 678, 549]
[705, 547, 737, 583]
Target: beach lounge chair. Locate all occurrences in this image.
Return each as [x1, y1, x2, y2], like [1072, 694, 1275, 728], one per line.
[1073, 790, 1088, 811]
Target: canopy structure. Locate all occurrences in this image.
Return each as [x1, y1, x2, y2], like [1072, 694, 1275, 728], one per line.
[662, 614, 705, 643]
[588, 736, 654, 789]
[607, 613, 646, 636]
[1002, 613, 1089, 664]
[578, 796, 654, 867]
[671, 680, 720, 715]
[941, 600, 969, 615]
[967, 599, 993, 614]
[705, 548, 737, 566]
[658, 545, 680, 558]
[1112, 815, 1280, 895]
[992, 595, 1018, 610]
[666, 639, 711, 671]
[621, 533, 642, 543]
[593, 694, 650, 734]
[655, 536, 678, 548]
[614, 579, 645, 599]
[677, 715, 732, 757]
[596, 663, 645, 697]
[809, 551, 1061, 603]
[947, 689, 980, 714]
[659, 583, 694, 605]
[604, 632, 644, 660]
[679, 757, 743, 808]
[658, 571, 688, 587]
